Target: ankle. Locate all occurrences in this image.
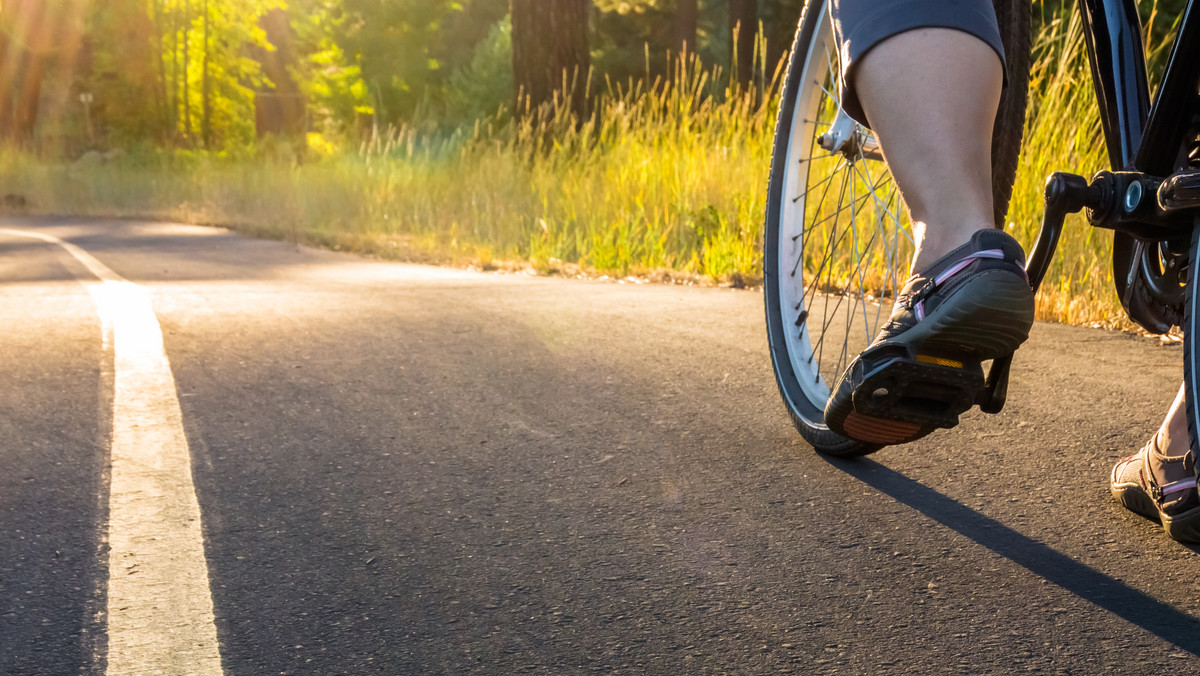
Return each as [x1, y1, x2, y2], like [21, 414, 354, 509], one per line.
[910, 223, 997, 272]
[1155, 427, 1192, 459]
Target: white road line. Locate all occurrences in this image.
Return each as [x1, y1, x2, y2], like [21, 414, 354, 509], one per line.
[2, 229, 223, 675]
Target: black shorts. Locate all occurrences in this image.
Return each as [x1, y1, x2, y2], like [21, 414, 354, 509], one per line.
[831, 0, 1007, 126]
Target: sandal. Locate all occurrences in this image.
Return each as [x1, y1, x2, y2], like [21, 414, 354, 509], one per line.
[824, 229, 1035, 445]
[1111, 437, 1200, 543]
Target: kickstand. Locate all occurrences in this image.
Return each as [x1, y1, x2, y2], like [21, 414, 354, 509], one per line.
[979, 172, 1096, 414]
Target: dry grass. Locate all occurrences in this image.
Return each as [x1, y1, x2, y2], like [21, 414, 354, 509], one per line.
[0, 6, 1182, 329]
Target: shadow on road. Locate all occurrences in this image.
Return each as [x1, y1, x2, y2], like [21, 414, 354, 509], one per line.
[827, 457, 1200, 656]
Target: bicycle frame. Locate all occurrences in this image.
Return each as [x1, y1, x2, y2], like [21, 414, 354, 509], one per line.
[1079, 0, 1200, 174]
[983, 0, 1200, 410]
[1077, 0, 1200, 330]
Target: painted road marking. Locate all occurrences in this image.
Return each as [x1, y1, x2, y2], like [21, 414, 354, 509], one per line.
[1, 229, 223, 675]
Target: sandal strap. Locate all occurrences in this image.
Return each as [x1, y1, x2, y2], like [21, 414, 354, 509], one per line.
[1152, 477, 1197, 502]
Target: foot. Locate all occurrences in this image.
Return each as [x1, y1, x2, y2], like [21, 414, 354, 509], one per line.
[1111, 436, 1200, 543]
[824, 229, 1035, 445]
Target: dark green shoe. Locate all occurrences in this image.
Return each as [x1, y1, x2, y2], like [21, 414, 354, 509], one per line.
[824, 229, 1035, 446]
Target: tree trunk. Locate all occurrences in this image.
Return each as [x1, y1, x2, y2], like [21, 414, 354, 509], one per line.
[0, 29, 14, 139]
[169, 0, 178, 136]
[202, 0, 210, 147]
[676, 0, 697, 58]
[510, 0, 589, 122]
[729, 0, 757, 89]
[182, 0, 191, 140]
[0, 0, 50, 144]
[152, 0, 170, 142]
[13, 50, 44, 141]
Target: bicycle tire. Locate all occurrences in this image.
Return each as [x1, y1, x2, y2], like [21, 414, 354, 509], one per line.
[763, 0, 1031, 456]
[1186, 222, 1200, 469]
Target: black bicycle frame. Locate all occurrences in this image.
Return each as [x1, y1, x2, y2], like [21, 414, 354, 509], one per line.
[1078, 0, 1200, 174]
[1076, 0, 1200, 328]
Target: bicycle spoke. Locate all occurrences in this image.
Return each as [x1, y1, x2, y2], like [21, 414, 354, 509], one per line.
[805, 187, 880, 233]
[854, 160, 903, 289]
[836, 172, 864, 378]
[854, 159, 902, 336]
[796, 151, 841, 166]
[815, 80, 840, 109]
[803, 213, 856, 311]
[810, 168, 852, 372]
[791, 166, 843, 205]
[851, 174, 877, 345]
[796, 166, 889, 254]
[810, 171, 851, 369]
[834, 175, 884, 375]
[793, 160, 853, 279]
[792, 139, 843, 240]
[807, 164, 891, 231]
[851, 161, 903, 336]
[869, 185, 902, 327]
[823, 47, 839, 105]
[802, 155, 894, 382]
[812, 190, 879, 374]
[802, 192, 858, 311]
[823, 225, 881, 380]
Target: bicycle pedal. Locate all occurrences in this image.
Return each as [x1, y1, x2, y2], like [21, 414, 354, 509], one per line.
[850, 344, 985, 430]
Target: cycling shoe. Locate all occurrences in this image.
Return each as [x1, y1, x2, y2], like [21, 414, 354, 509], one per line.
[824, 229, 1035, 446]
[1111, 438, 1200, 543]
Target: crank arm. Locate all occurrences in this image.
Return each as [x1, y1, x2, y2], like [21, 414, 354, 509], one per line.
[979, 173, 1097, 414]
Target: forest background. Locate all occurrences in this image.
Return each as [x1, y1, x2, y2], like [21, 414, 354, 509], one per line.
[0, 0, 1190, 327]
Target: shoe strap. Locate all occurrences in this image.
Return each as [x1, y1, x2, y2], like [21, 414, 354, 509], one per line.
[931, 249, 1007, 286]
[909, 249, 1013, 320]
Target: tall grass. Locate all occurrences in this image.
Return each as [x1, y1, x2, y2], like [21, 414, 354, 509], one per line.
[0, 6, 1181, 328]
[0, 59, 775, 282]
[1008, 9, 1115, 326]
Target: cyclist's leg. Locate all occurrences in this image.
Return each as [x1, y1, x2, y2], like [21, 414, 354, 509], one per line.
[1158, 384, 1188, 454]
[832, 0, 1009, 269]
[823, 1, 1035, 444]
[853, 28, 1001, 269]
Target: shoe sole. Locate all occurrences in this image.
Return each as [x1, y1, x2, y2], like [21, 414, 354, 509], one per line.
[1163, 507, 1200, 543]
[829, 270, 1034, 446]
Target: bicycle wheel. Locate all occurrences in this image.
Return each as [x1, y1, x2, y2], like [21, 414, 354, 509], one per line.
[763, 0, 1031, 456]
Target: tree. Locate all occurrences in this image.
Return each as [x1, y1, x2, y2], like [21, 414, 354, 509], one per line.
[729, 0, 756, 89]
[90, 0, 256, 147]
[250, 8, 306, 138]
[158, 0, 282, 146]
[676, 0, 697, 57]
[0, 0, 86, 143]
[510, 0, 589, 121]
[81, 0, 163, 144]
[760, 0, 803, 75]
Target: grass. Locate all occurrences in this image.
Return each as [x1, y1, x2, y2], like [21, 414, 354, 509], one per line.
[0, 6, 1183, 330]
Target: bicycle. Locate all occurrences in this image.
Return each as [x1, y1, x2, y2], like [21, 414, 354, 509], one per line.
[764, 0, 1200, 456]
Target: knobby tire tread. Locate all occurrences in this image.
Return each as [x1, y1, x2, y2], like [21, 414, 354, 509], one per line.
[991, 0, 1033, 227]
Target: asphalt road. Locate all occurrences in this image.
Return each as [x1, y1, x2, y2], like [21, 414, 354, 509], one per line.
[3, 217, 1200, 675]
